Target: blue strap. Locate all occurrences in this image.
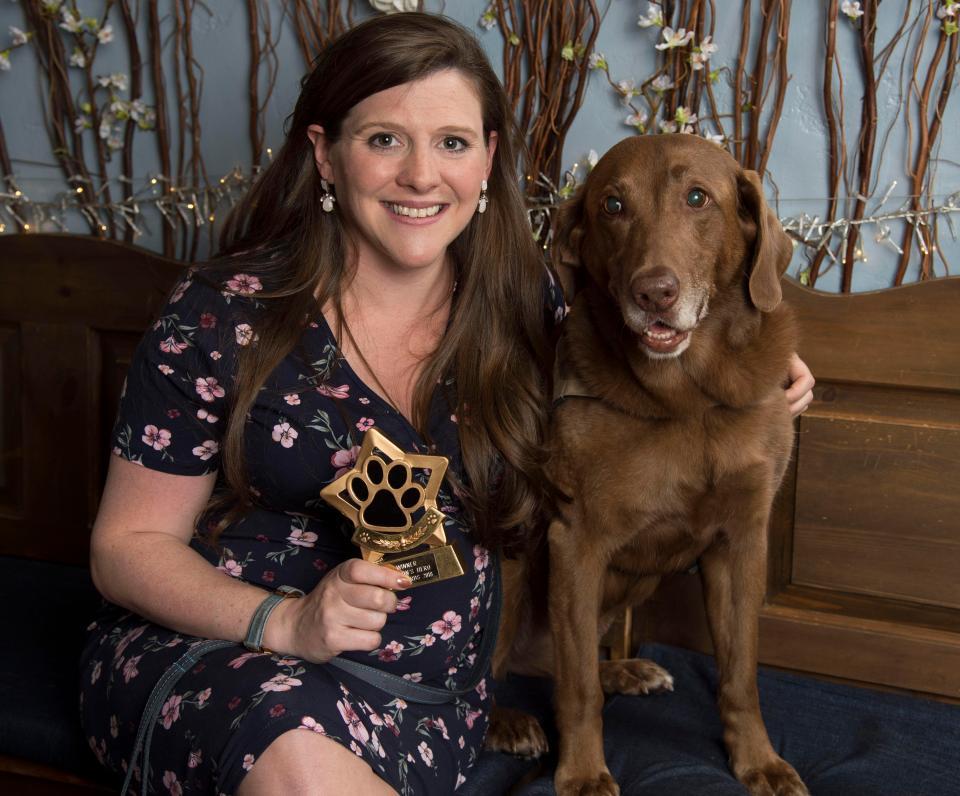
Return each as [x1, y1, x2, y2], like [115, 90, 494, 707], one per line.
[120, 556, 501, 793]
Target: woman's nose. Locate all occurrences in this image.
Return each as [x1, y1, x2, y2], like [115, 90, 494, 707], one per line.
[397, 146, 440, 192]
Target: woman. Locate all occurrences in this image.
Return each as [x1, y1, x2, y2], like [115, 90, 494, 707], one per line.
[80, 12, 814, 796]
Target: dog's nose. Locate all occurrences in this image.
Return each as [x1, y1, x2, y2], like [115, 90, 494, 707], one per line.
[632, 268, 679, 312]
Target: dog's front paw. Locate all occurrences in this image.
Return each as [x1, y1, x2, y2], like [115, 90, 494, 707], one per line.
[738, 757, 809, 796]
[599, 658, 674, 696]
[556, 770, 619, 796]
[484, 706, 548, 758]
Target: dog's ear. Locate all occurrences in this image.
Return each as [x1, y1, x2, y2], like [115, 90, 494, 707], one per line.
[737, 170, 793, 313]
[551, 189, 586, 300]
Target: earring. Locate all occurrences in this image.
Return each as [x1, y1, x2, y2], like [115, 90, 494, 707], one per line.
[477, 179, 488, 214]
[321, 179, 336, 213]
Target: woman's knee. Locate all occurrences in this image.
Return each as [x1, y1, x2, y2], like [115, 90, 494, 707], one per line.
[237, 729, 396, 796]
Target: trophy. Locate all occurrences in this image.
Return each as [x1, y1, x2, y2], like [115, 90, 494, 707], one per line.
[320, 428, 464, 587]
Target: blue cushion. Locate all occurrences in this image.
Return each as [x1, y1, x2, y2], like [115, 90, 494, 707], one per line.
[0, 556, 106, 779]
[466, 643, 960, 795]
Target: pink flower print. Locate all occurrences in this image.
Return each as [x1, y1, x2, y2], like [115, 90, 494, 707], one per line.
[192, 440, 219, 460]
[170, 278, 191, 303]
[219, 559, 243, 578]
[122, 655, 141, 683]
[167, 408, 181, 419]
[356, 417, 375, 432]
[227, 696, 242, 711]
[384, 714, 399, 736]
[196, 688, 211, 706]
[299, 716, 326, 734]
[403, 672, 423, 682]
[350, 740, 363, 757]
[312, 558, 329, 573]
[210, 350, 222, 360]
[195, 376, 225, 402]
[226, 274, 263, 295]
[142, 425, 172, 451]
[419, 634, 436, 648]
[160, 694, 182, 729]
[469, 596, 480, 621]
[197, 408, 219, 423]
[465, 709, 483, 729]
[242, 753, 255, 771]
[473, 545, 490, 571]
[287, 528, 318, 547]
[162, 769, 183, 796]
[115, 625, 146, 659]
[458, 735, 465, 749]
[158, 363, 174, 375]
[337, 699, 370, 744]
[450, 413, 458, 423]
[159, 336, 188, 355]
[431, 611, 462, 640]
[331, 445, 360, 478]
[378, 640, 403, 662]
[235, 323, 257, 346]
[187, 750, 202, 768]
[90, 660, 102, 684]
[396, 595, 412, 612]
[284, 393, 301, 406]
[317, 383, 350, 399]
[272, 422, 298, 448]
[261, 674, 303, 692]
[269, 704, 286, 718]
[418, 740, 434, 767]
[228, 652, 262, 669]
[359, 396, 370, 405]
[435, 717, 449, 740]
[370, 731, 387, 759]
[262, 570, 275, 583]
[456, 772, 467, 789]
[476, 678, 488, 700]
[109, 715, 119, 738]
[199, 312, 217, 328]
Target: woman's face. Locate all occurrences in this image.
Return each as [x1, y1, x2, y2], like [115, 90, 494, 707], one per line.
[308, 69, 497, 278]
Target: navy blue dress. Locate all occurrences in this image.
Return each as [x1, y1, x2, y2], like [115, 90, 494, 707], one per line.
[79, 267, 566, 795]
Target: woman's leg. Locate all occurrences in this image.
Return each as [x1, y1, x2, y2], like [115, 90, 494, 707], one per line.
[237, 729, 398, 796]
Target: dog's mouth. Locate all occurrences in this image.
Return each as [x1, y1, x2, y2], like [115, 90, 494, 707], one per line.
[641, 319, 690, 354]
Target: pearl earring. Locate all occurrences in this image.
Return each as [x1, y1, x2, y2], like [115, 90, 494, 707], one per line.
[477, 179, 488, 214]
[320, 179, 336, 213]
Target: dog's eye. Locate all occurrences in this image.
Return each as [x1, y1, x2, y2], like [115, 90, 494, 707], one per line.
[686, 188, 708, 208]
[602, 196, 623, 215]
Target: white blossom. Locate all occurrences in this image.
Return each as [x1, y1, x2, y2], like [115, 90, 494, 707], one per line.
[368, 0, 418, 13]
[99, 117, 113, 141]
[98, 72, 129, 92]
[97, 23, 115, 44]
[625, 111, 648, 129]
[655, 27, 695, 51]
[659, 119, 678, 134]
[702, 130, 724, 144]
[690, 35, 717, 70]
[674, 106, 697, 126]
[10, 27, 28, 47]
[938, 1, 958, 19]
[107, 134, 123, 151]
[652, 74, 674, 93]
[0, 52, 10, 72]
[74, 115, 92, 133]
[479, 7, 497, 30]
[586, 149, 599, 169]
[588, 52, 607, 70]
[59, 9, 83, 34]
[616, 79, 640, 104]
[841, 1, 864, 20]
[637, 3, 665, 28]
[69, 47, 86, 68]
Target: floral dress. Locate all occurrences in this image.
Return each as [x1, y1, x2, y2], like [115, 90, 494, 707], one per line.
[79, 267, 566, 795]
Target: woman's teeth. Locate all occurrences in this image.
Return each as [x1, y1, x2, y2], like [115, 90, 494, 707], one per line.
[389, 203, 442, 218]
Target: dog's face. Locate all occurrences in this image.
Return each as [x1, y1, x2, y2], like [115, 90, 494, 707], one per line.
[554, 135, 792, 359]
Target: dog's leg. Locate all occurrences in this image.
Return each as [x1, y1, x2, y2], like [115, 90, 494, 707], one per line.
[699, 519, 809, 796]
[484, 705, 549, 758]
[549, 518, 619, 796]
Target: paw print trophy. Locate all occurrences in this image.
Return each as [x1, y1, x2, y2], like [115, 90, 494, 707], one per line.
[320, 429, 464, 586]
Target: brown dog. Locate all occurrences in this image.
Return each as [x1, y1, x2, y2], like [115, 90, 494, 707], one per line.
[489, 134, 808, 796]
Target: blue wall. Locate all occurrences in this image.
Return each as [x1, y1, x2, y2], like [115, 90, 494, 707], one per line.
[1, 1, 957, 291]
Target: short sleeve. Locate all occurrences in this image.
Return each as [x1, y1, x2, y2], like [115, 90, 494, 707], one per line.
[543, 262, 568, 327]
[111, 273, 240, 476]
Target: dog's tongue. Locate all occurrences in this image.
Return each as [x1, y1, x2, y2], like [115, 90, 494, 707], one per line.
[650, 321, 673, 334]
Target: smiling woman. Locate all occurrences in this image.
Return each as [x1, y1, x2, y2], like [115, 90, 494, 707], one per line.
[78, 11, 562, 796]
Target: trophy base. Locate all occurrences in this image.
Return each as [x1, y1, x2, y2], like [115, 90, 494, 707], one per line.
[385, 543, 464, 587]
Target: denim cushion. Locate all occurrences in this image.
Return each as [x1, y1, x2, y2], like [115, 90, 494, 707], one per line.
[0, 556, 106, 779]
[466, 643, 960, 795]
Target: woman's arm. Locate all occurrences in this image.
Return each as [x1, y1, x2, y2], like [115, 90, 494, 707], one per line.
[90, 455, 409, 661]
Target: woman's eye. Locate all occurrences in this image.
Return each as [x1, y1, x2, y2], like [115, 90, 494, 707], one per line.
[370, 133, 398, 148]
[603, 196, 623, 215]
[687, 188, 708, 208]
[441, 136, 467, 151]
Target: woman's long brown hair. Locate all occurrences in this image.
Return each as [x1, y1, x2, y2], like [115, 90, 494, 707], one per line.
[203, 12, 556, 553]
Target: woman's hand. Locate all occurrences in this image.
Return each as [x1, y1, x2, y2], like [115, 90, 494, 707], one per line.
[785, 352, 815, 417]
[269, 558, 411, 663]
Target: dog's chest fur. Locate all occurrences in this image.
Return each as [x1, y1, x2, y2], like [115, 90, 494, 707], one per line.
[549, 296, 795, 576]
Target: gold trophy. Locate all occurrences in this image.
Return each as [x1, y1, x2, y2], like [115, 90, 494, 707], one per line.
[320, 428, 464, 587]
